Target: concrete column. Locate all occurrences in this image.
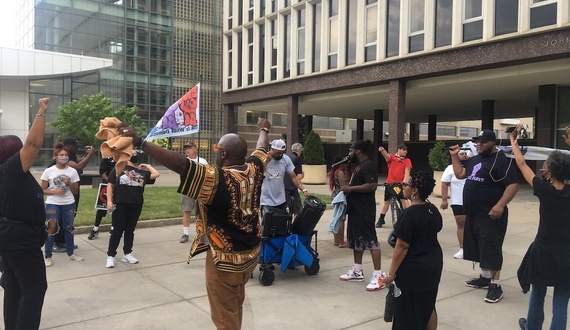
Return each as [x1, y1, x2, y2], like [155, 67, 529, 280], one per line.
[356, 119, 364, 140]
[286, 95, 299, 146]
[374, 109, 384, 172]
[388, 80, 406, 152]
[223, 104, 236, 134]
[428, 115, 437, 141]
[482, 100, 494, 130]
[536, 85, 556, 147]
[409, 123, 420, 141]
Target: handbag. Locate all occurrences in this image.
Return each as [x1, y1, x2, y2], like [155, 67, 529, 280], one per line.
[387, 230, 397, 248]
[384, 282, 395, 322]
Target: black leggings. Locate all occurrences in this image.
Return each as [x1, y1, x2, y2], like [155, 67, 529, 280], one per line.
[107, 203, 143, 257]
[0, 248, 47, 330]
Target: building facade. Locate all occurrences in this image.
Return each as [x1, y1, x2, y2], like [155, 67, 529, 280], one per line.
[221, 0, 570, 168]
[13, 0, 223, 164]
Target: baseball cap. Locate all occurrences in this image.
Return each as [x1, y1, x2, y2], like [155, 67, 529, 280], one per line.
[62, 137, 83, 148]
[350, 139, 370, 151]
[472, 130, 497, 142]
[291, 142, 303, 151]
[397, 144, 408, 150]
[183, 142, 196, 149]
[270, 139, 287, 151]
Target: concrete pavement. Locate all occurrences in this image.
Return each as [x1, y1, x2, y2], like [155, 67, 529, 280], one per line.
[1, 171, 550, 329]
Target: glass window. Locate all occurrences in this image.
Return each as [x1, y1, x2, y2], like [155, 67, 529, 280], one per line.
[435, 0, 453, 47]
[463, 0, 483, 41]
[365, 2, 378, 62]
[228, 0, 233, 28]
[248, 28, 254, 85]
[409, 0, 425, 53]
[459, 126, 478, 137]
[297, 9, 306, 75]
[272, 113, 287, 126]
[270, 20, 278, 80]
[246, 110, 268, 124]
[437, 125, 456, 136]
[258, 23, 265, 83]
[464, 0, 482, 19]
[284, 13, 291, 78]
[248, 0, 254, 21]
[386, 0, 400, 57]
[328, 0, 339, 69]
[227, 35, 233, 89]
[238, 0, 243, 25]
[495, 0, 518, 35]
[346, 0, 357, 65]
[530, 1, 557, 29]
[312, 2, 322, 72]
[237, 31, 242, 87]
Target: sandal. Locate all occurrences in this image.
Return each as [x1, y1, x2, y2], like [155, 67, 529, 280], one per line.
[338, 241, 348, 248]
[333, 242, 339, 246]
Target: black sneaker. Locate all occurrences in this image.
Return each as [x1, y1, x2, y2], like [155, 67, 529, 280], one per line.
[484, 283, 503, 303]
[375, 218, 385, 228]
[518, 318, 527, 330]
[465, 275, 491, 288]
[88, 230, 98, 240]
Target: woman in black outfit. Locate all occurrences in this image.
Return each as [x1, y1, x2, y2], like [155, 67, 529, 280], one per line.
[383, 171, 443, 330]
[0, 98, 50, 330]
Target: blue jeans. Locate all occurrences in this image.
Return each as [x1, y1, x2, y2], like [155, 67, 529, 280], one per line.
[527, 284, 570, 330]
[44, 203, 76, 258]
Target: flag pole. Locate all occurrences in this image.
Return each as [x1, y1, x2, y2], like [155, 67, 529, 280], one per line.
[197, 74, 203, 160]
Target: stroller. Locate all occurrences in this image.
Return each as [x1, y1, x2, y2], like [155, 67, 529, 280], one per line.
[258, 196, 326, 286]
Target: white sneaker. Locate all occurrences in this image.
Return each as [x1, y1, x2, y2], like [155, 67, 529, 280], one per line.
[454, 248, 464, 259]
[122, 253, 139, 264]
[106, 256, 115, 268]
[339, 266, 364, 282]
[366, 273, 386, 291]
[45, 258, 53, 267]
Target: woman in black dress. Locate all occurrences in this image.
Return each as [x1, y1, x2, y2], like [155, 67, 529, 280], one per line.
[383, 171, 443, 330]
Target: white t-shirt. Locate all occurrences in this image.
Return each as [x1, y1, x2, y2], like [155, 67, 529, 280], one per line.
[260, 154, 295, 206]
[189, 156, 208, 165]
[41, 165, 80, 205]
[441, 164, 465, 206]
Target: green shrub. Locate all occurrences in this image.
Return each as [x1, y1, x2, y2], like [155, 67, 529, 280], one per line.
[303, 130, 326, 165]
[428, 141, 450, 171]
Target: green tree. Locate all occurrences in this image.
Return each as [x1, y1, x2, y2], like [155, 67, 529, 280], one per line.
[52, 93, 146, 146]
[428, 141, 450, 171]
[303, 130, 326, 165]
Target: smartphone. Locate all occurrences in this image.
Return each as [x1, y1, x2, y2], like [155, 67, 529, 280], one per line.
[505, 126, 518, 133]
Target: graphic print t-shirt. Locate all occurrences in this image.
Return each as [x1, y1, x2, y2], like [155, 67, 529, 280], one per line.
[41, 165, 80, 205]
[108, 165, 152, 205]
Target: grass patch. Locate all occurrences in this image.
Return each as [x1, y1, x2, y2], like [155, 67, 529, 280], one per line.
[74, 186, 332, 227]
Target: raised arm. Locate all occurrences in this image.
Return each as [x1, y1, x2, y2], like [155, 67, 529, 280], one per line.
[20, 98, 48, 172]
[563, 126, 570, 146]
[256, 117, 271, 149]
[510, 125, 535, 186]
[378, 146, 391, 163]
[449, 145, 467, 179]
[68, 146, 95, 171]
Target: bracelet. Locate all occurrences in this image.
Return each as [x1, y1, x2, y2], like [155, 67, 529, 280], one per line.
[387, 274, 396, 280]
[259, 127, 269, 133]
[36, 113, 46, 117]
[302, 189, 308, 192]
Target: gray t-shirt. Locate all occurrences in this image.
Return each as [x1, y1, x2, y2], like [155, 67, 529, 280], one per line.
[260, 155, 295, 206]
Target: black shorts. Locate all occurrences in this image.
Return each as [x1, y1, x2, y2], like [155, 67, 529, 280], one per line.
[285, 189, 302, 215]
[463, 211, 508, 270]
[384, 183, 404, 201]
[450, 205, 465, 216]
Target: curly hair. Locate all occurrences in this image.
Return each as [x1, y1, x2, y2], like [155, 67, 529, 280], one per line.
[546, 151, 570, 182]
[409, 171, 436, 200]
[53, 142, 65, 157]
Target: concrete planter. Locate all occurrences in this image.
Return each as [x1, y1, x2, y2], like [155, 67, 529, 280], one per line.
[432, 170, 444, 198]
[302, 165, 327, 184]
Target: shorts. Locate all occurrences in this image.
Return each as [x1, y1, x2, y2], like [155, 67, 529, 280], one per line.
[285, 189, 302, 215]
[346, 213, 380, 251]
[180, 194, 197, 212]
[463, 211, 508, 270]
[384, 183, 405, 201]
[450, 205, 465, 216]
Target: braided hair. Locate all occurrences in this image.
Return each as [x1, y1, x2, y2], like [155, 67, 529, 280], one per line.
[409, 171, 436, 200]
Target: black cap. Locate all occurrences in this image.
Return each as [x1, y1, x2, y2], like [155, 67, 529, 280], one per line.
[183, 142, 196, 149]
[350, 139, 370, 151]
[472, 130, 497, 142]
[62, 137, 83, 148]
[397, 144, 408, 150]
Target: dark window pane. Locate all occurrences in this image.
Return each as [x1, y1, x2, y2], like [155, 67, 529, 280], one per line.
[463, 20, 483, 42]
[386, 0, 400, 57]
[530, 3, 557, 29]
[312, 3, 321, 72]
[435, 0, 452, 47]
[409, 34, 424, 53]
[365, 45, 376, 62]
[495, 0, 518, 35]
[345, 0, 357, 65]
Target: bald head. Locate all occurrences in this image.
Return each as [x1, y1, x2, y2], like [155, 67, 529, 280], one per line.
[216, 133, 248, 166]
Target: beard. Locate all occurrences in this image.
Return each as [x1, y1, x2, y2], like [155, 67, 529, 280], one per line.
[350, 154, 359, 163]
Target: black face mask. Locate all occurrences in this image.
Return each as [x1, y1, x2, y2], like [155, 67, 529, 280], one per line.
[130, 155, 139, 164]
[273, 155, 283, 161]
[460, 159, 468, 166]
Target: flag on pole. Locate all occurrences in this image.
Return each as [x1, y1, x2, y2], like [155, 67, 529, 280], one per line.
[145, 84, 200, 141]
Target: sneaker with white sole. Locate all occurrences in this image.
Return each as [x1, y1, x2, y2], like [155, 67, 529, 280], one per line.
[68, 254, 84, 261]
[106, 256, 115, 268]
[465, 275, 491, 288]
[484, 283, 503, 303]
[453, 248, 464, 259]
[366, 273, 385, 291]
[339, 266, 364, 282]
[45, 258, 53, 267]
[122, 253, 139, 264]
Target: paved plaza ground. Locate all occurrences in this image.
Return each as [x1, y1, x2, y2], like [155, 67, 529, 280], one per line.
[0, 170, 553, 329]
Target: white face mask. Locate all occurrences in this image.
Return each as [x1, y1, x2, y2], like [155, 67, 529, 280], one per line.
[57, 156, 69, 165]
